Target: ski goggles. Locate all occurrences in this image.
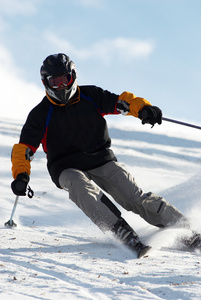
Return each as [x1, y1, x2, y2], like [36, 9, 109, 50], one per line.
[47, 73, 73, 88]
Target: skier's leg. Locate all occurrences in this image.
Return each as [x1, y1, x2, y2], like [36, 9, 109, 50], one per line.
[59, 168, 120, 231]
[87, 161, 187, 228]
[59, 168, 151, 257]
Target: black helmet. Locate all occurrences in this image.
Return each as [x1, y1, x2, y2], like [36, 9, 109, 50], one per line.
[40, 53, 77, 104]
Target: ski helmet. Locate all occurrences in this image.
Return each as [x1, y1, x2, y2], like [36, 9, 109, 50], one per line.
[40, 53, 77, 105]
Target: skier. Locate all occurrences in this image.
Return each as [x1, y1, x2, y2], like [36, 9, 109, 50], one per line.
[11, 53, 201, 258]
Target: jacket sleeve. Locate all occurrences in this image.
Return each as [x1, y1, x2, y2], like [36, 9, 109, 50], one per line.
[11, 143, 34, 179]
[11, 102, 46, 179]
[117, 91, 152, 117]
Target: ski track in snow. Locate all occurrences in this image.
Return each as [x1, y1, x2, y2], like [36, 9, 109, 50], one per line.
[1, 117, 201, 300]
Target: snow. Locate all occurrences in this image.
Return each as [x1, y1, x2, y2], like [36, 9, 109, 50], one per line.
[1, 115, 201, 300]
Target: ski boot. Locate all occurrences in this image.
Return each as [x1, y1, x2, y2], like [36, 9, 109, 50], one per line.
[180, 231, 201, 251]
[112, 218, 151, 258]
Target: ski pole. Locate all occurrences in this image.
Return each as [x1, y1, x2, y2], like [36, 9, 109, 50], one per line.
[162, 117, 201, 130]
[4, 185, 34, 228]
[4, 195, 19, 227]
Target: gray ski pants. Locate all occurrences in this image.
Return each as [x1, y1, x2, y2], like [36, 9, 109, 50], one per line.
[59, 161, 185, 232]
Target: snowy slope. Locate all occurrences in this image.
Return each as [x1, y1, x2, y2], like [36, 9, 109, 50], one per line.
[1, 116, 201, 300]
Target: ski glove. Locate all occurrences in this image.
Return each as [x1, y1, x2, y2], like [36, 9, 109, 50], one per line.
[138, 105, 162, 126]
[11, 172, 29, 196]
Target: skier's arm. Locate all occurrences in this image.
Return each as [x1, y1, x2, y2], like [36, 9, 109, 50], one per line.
[11, 143, 36, 196]
[11, 101, 46, 181]
[117, 91, 162, 125]
[11, 105, 44, 195]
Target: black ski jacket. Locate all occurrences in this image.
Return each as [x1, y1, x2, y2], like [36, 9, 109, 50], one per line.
[19, 85, 119, 187]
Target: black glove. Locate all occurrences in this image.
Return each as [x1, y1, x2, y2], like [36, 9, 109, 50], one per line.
[11, 172, 29, 196]
[138, 105, 162, 126]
